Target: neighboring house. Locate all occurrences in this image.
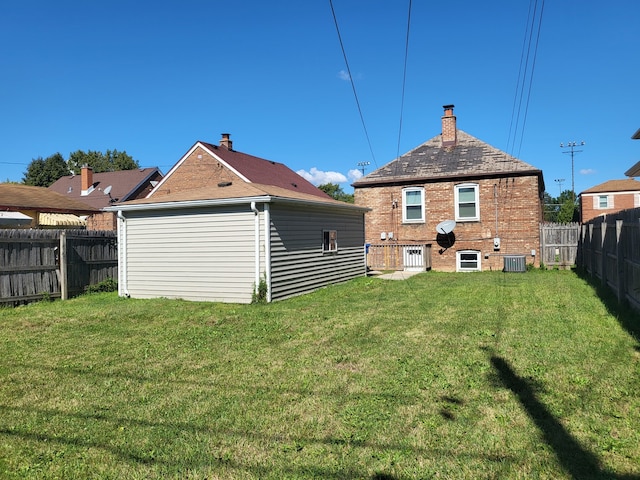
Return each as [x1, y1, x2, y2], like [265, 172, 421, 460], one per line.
[49, 166, 163, 230]
[0, 183, 98, 228]
[624, 128, 640, 177]
[108, 134, 369, 304]
[353, 105, 545, 272]
[579, 179, 640, 223]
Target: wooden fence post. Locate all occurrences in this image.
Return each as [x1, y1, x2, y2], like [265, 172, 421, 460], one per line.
[60, 231, 68, 300]
[616, 219, 624, 304]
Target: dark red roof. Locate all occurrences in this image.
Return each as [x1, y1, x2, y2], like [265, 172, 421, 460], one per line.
[199, 142, 331, 199]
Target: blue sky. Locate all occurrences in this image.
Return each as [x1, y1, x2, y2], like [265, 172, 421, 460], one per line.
[1, 1, 638, 196]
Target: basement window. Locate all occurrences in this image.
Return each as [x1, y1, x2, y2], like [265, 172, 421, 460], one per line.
[323, 230, 338, 253]
[457, 250, 481, 272]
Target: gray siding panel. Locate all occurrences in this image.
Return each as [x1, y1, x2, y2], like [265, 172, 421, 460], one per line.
[269, 204, 366, 301]
[123, 207, 257, 303]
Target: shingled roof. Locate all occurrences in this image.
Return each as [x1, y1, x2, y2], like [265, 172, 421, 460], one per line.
[150, 134, 332, 201]
[49, 167, 162, 210]
[581, 178, 640, 194]
[353, 106, 543, 189]
[0, 184, 98, 214]
[112, 181, 367, 213]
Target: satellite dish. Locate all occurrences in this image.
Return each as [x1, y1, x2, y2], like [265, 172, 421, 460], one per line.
[436, 219, 456, 235]
[103, 185, 112, 196]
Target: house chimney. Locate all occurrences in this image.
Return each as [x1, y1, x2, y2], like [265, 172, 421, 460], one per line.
[81, 165, 93, 194]
[441, 104, 457, 148]
[220, 133, 233, 150]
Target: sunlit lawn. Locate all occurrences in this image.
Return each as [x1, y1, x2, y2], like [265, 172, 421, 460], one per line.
[0, 270, 638, 479]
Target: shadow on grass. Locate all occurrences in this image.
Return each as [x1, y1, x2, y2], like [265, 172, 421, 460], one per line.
[490, 354, 640, 480]
[574, 268, 640, 347]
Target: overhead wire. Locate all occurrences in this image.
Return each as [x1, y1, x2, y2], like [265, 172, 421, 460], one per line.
[506, 0, 545, 159]
[516, 0, 545, 159]
[328, 0, 377, 168]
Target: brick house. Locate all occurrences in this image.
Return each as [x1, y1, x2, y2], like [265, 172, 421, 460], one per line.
[579, 179, 640, 223]
[353, 105, 545, 272]
[49, 166, 163, 230]
[0, 183, 98, 228]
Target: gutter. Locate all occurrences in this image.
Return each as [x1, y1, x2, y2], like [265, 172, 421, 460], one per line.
[116, 210, 130, 297]
[264, 203, 272, 302]
[250, 202, 261, 300]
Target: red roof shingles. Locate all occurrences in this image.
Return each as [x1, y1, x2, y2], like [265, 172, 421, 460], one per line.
[198, 142, 331, 199]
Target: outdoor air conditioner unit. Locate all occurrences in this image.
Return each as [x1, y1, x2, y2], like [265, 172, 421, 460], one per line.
[503, 255, 526, 273]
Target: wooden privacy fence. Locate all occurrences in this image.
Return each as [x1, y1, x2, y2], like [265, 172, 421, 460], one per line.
[539, 222, 580, 268]
[366, 243, 432, 271]
[578, 209, 640, 311]
[0, 229, 117, 306]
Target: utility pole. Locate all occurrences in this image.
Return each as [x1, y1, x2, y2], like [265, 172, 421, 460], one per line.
[554, 178, 565, 197]
[560, 141, 585, 202]
[357, 161, 370, 176]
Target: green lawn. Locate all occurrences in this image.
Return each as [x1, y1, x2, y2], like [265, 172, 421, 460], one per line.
[0, 270, 638, 479]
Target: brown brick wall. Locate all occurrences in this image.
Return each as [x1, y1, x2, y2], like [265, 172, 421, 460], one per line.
[87, 212, 117, 231]
[355, 175, 542, 271]
[581, 192, 639, 223]
[153, 146, 243, 196]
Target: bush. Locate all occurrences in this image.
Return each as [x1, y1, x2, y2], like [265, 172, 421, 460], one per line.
[85, 277, 118, 294]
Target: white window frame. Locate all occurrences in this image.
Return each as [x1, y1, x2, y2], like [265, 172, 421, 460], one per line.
[323, 230, 338, 253]
[455, 183, 480, 222]
[593, 194, 613, 210]
[402, 187, 425, 223]
[456, 250, 481, 272]
[598, 195, 609, 208]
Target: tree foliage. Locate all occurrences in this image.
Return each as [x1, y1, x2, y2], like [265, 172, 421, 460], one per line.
[23, 153, 70, 187]
[543, 189, 579, 223]
[22, 149, 140, 187]
[67, 149, 138, 174]
[318, 183, 354, 203]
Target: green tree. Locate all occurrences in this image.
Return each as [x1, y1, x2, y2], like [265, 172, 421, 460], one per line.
[543, 189, 579, 223]
[23, 153, 70, 187]
[67, 149, 138, 174]
[318, 183, 354, 203]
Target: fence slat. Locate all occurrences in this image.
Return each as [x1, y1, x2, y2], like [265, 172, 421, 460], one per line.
[0, 229, 117, 306]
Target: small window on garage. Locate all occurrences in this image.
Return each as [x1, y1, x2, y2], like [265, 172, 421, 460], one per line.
[323, 230, 337, 252]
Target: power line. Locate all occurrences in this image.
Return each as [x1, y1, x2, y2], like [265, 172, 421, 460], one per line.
[395, 0, 412, 163]
[328, 0, 377, 167]
[506, 0, 545, 158]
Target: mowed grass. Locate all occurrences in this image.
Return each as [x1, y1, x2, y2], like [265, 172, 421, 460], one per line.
[0, 270, 639, 479]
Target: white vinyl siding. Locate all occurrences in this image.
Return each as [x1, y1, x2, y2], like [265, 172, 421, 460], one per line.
[402, 188, 425, 223]
[123, 206, 258, 303]
[455, 183, 480, 221]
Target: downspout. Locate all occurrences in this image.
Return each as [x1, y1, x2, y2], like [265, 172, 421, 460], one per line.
[264, 203, 272, 302]
[117, 210, 130, 297]
[250, 202, 260, 298]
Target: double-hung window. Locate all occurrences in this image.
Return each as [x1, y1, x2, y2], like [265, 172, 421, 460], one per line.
[402, 187, 425, 223]
[598, 195, 610, 209]
[455, 183, 479, 221]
